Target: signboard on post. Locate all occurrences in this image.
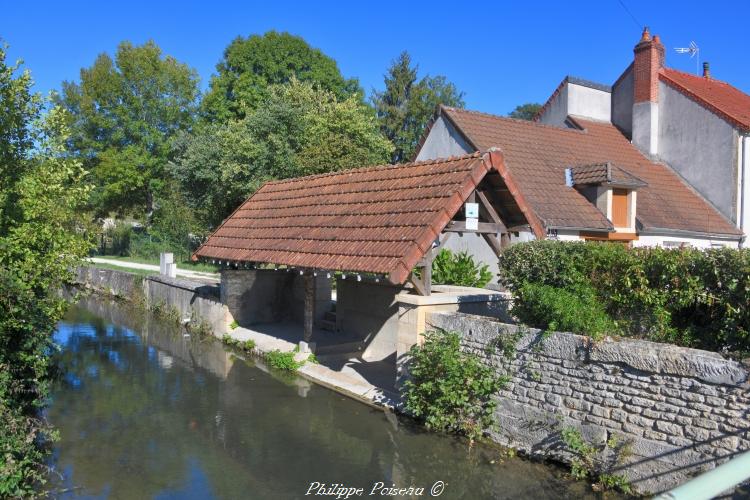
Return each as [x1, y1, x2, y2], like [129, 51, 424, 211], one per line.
[465, 202, 479, 231]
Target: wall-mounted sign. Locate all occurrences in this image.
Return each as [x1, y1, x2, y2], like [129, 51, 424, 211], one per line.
[465, 202, 479, 218]
[466, 218, 479, 231]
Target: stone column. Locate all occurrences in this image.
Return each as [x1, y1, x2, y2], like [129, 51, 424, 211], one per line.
[303, 273, 315, 342]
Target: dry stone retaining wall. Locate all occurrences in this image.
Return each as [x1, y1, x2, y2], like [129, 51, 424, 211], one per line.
[426, 311, 750, 494]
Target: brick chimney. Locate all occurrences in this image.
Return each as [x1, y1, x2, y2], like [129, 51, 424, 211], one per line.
[703, 61, 711, 79]
[632, 27, 664, 156]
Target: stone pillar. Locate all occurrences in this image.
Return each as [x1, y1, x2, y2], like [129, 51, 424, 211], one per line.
[303, 273, 315, 342]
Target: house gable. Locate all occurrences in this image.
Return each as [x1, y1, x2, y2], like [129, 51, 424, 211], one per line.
[414, 115, 474, 162]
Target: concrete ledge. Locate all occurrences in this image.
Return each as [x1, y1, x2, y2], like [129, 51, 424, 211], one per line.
[147, 275, 219, 298]
[397, 285, 509, 306]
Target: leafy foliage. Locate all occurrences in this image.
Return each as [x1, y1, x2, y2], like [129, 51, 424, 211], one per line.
[499, 241, 750, 353]
[1, 45, 93, 497]
[508, 103, 542, 120]
[513, 283, 615, 339]
[265, 350, 303, 371]
[201, 31, 360, 122]
[403, 330, 507, 441]
[430, 249, 493, 288]
[172, 79, 392, 228]
[56, 40, 199, 217]
[560, 427, 632, 494]
[371, 51, 464, 163]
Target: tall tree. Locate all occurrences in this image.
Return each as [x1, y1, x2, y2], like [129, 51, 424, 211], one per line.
[1, 45, 93, 495]
[508, 103, 542, 121]
[372, 52, 465, 163]
[172, 79, 392, 228]
[201, 31, 360, 122]
[56, 41, 199, 217]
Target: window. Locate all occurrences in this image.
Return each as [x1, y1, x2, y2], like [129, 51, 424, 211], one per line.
[611, 189, 629, 227]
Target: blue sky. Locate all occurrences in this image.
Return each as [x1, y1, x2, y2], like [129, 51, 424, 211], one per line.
[3, 1, 748, 116]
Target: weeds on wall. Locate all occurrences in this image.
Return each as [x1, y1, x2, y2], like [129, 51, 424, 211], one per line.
[265, 350, 304, 371]
[403, 329, 508, 442]
[560, 427, 633, 494]
[499, 241, 750, 354]
[221, 335, 256, 352]
[149, 300, 181, 324]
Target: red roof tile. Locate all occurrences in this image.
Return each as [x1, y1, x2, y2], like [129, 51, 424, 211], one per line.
[193, 152, 496, 284]
[440, 106, 741, 237]
[660, 68, 750, 132]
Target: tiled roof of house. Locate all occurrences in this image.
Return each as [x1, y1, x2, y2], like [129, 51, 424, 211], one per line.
[193, 152, 495, 284]
[570, 163, 647, 188]
[440, 106, 741, 236]
[660, 68, 750, 132]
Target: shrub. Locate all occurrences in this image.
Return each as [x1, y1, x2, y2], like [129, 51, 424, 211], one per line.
[430, 249, 493, 288]
[512, 283, 615, 339]
[403, 330, 507, 441]
[498, 241, 750, 354]
[265, 350, 303, 371]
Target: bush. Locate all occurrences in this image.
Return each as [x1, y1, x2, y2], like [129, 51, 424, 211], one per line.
[430, 249, 493, 288]
[403, 330, 507, 441]
[498, 241, 750, 354]
[513, 283, 615, 340]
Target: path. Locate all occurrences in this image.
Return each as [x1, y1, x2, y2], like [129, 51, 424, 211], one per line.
[88, 257, 219, 281]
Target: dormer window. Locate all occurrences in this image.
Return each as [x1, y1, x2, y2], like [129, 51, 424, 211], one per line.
[566, 162, 647, 235]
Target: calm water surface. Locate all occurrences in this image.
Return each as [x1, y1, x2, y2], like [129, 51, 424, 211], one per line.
[47, 296, 604, 499]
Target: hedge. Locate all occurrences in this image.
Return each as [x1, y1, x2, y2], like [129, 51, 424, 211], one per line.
[498, 241, 750, 355]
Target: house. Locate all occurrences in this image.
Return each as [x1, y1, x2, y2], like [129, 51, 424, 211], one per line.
[414, 29, 746, 279]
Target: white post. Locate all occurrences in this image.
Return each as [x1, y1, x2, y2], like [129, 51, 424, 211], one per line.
[160, 252, 174, 277]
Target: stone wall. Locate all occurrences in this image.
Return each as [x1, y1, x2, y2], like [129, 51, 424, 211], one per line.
[426, 311, 750, 494]
[75, 267, 230, 336]
[220, 269, 330, 327]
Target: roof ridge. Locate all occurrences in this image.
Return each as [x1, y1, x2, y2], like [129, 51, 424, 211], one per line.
[264, 150, 483, 187]
[443, 106, 588, 133]
[661, 66, 736, 88]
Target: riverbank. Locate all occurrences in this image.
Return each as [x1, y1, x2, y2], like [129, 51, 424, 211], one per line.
[47, 295, 600, 499]
[75, 265, 750, 496]
[75, 266, 400, 410]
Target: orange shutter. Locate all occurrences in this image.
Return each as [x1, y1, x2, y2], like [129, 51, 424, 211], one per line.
[612, 189, 629, 227]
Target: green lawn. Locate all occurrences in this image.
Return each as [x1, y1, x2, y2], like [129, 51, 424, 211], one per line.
[95, 254, 220, 273]
[84, 262, 158, 278]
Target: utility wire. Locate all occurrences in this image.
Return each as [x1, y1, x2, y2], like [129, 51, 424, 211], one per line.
[616, 0, 643, 29]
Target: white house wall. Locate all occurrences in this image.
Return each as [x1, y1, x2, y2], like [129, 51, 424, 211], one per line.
[612, 67, 634, 137]
[633, 234, 739, 249]
[538, 82, 611, 127]
[568, 83, 611, 123]
[658, 81, 740, 224]
[414, 116, 472, 161]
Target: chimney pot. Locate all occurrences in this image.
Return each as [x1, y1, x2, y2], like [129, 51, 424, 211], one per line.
[703, 62, 711, 79]
[640, 27, 651, 42]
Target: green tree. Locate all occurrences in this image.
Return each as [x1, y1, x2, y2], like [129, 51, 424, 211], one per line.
[56, 41, 199, 217]
[1, 44, 93, 496]
[508, 102, 542, 120]
[372, 51, 465, 163]
[201, 31, 360, 122]
[172, 79, 392, 228]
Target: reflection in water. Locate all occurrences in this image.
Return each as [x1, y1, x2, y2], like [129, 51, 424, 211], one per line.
[47, 296, 601, 499]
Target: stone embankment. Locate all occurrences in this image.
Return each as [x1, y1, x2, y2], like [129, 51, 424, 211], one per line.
[427, 311, 750, 494]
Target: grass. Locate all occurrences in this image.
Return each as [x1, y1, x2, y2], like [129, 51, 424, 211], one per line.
[95, 254, 220, 273]
[85, 262, 158, 278]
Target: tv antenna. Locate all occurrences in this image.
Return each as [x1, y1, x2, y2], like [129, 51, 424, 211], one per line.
[674, 41, 700, 75]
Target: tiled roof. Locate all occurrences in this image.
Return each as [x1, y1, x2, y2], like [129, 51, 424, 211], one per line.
[193, 152, 494, 284]
[440, 106, 741, 236]
[660, 68, 750, 132]
[570, 163, 647, 188]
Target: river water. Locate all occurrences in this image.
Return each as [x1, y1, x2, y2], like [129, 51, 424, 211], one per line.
[46, 296, 603, 499]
